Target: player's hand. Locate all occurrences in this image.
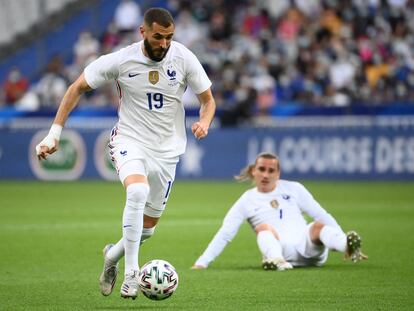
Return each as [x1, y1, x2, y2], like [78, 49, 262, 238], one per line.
[36, 137, 59, 160]
[191, 121, 209, 140]
[35, 124, 62, 160]
[191, 264, 207, 270]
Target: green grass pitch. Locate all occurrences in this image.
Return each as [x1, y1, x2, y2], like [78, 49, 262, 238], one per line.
[0, 180, 413, 310]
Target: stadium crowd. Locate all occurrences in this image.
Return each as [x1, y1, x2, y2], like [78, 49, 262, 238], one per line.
[2, 0, 414, 125]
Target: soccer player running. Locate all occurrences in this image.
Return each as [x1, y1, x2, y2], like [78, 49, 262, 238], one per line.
[192, 153, 368, 271]
[35, 8, 216, 299]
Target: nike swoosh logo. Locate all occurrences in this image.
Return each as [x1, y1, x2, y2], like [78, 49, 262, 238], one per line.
[123, 225, 132, 228]
[128, 73, 140, 77]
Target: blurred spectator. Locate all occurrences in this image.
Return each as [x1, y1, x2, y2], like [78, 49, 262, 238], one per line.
[114, 0, 141, 36]
[241, 7, 270, 38]
[36, 55, 68, 108]
[101, 22, 121, 54]
[295, 0, 322, 18]
[254, 74, 276, 115]
[208, 10, 232, 42]
[220, 84, 257, 126]
[15, 87, 40, 111]
[73, 31, 100, 67]
[2, 68, 28, 105]
[9, 0, 414, 114]
[64, 31, 100, 83]
[259, 0, 290, 20]
[174, 9, 205, 49]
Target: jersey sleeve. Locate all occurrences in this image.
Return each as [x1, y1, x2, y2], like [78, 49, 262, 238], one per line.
[295, 182, 342, 230]
[84, 51, 121, 89]
[194, 195, 247, 267]
[184, 49, 212, 95]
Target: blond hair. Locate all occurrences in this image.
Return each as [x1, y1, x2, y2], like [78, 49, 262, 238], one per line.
[234, 153, 280, 182]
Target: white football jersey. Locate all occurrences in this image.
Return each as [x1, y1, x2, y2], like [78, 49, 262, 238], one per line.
[84, 40, 211, 158]
[230, 180, 342, 244]
[195, 180, 342, 267]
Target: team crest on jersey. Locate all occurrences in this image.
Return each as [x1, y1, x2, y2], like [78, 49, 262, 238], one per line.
[148, 71, 159, 84]
[166, 65, 178, 87]
[270, 200, 279, 209]
[166, 65, 176, 80]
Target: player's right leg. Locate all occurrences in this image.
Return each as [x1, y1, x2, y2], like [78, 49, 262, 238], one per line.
[255, 224, 293, 271]
[120, 174, 149, 299]
[106, 138, 151, 299]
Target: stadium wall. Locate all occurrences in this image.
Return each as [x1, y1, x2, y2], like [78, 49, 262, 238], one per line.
[0, 116, 413, 180]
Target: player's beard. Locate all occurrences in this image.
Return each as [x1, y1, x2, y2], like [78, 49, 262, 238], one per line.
[144, 39, 169, 62]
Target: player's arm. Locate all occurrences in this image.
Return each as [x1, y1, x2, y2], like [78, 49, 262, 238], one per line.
[191, 87, 216, 140]
[36, 73, 92, 160]
[296, 182, 342, 230]
[191, 198, 245, 269]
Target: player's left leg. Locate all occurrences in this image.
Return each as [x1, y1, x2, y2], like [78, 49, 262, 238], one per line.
[99, 244, 119, 296]
[255, 224, 293, 271]
[99, 219, 156, 297]
[101, 139, 149, 298]
[141, 215, 158, 243]
[311, 222, 368, 263]
[99, 219, 157, 263]
[312, 221, 347, 252]
[344, 231, 368, 262]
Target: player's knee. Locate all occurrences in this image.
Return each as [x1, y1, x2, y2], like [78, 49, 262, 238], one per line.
[144, 215, 159, 228]
[126, 183, 149, 205]
[310, 221, 325, 244]
[310, 221, 325, 235]
[255, 223, 273, 233]
[255, 223, 280, 240]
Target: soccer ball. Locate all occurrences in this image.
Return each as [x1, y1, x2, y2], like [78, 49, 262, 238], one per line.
[138, 259, 179, 300]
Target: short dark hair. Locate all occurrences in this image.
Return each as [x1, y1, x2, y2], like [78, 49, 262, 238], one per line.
[144, 7, 174, 28]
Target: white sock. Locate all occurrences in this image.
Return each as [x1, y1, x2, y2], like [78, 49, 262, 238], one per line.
[140, 226, 155, 245]
[106, 226, 156, 260]
[123, 183, 149, 275]
[106, 238, 124, 262]
[257, 230, 283, 260]
[319, 226, 347, 252]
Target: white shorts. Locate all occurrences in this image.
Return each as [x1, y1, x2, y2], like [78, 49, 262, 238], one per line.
[109, 135, 178, 218]
[282, 222, 329, 267]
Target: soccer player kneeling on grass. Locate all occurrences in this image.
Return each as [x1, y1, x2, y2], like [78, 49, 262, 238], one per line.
[192, 153, 368, 271]
[35, 7, 216, 299]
